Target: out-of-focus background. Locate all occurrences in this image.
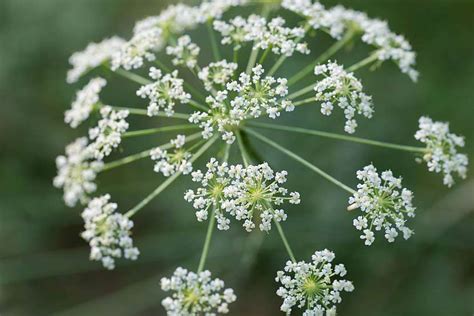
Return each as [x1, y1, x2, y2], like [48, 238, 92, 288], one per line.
[0, 0, 473, 315]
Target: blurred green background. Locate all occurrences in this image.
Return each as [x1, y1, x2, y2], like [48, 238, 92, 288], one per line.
[1, 0, 473, 315]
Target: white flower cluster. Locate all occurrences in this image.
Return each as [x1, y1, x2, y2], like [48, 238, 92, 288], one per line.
[150, 135, 193, 177]
[88, 106, 129, 160]
[160, 267, 237, 315]
[275, 249, 354, 315]
[282, 0, 418, 81]
[65, 77, 107, 128]
[214, 15, 309, 56]
[166, 35, 200, 69]
[198, 60, 238, 91]
[415, 116, 468, 187]
[191, 64, 293, 144]
[67, 37, 125, 83]
[81, 194, 139, 270]
[349, 164, 415, 246]
[137, 68, 191, 117]
[54, 137, 103, 207]
[313, 62, 374, 134]
[185, 159, 301, 232]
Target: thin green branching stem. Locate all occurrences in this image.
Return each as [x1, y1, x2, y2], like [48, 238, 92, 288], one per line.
[101, 132, 203, 172]
[287, 83, 316, 100]
[247, 122, 427, 153]
[110, 106, 190, 119]
[347, 52, 379, 72]
[288, 29, 356, 86]
[233, 48, 239, 64]
[125, 135, 218, 217]
[122, 124, 198, 138]
[207, 20, 222, 61]
[244, 128, 356, 194]
[293, 97, 315, 107]
[259, 47, 271, 65]
[189, 100, 209, 111]
[197, 207, 216, 272]
[246, 47, 260, 75]
[154, 59, 172, 73]
[236, 131, 251, 167]
[274, 220, 296, 263]
[114, 68, 151, 85]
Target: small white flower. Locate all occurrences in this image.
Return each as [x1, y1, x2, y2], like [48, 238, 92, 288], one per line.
[166, 35, 200, 69]
[137, 68, 191, 117]
[54, 138, 103, 207]
[88, 106, 129, 160]
[275, 249, 354, 315]
[160, 267, 236, 315]
[415, 116, 468, 187]
[348, 164, 416, 245]
[314, 61, 374, 134]
[67, 37, 125, 83]
[150, 135, 193, 177]
[81, 194, 139, 270]
[198, 60, 238, 91]
[65, 77, 106, 128]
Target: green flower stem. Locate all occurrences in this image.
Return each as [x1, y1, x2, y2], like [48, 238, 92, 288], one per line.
[288, 29, 356, 86]
[293, 97, 316, 107]
[244, 128, 356, 194]
[122, 124, 198, 138]
[114, 68, 151, 85]
[110, 106, 190, 119]
[236, 131, 251, 167]
[347, 52, 380, 72]
[125, 135, 218, 217]
[233, 48, 239, 64]
[207, 20, 222, 61]
[274, 220, 297, 263]
[247, 121, 427, 153]
[246, 47, 260, 75]
[287, 83, 316, 100]
[189, 99, 209, 112]
[259, 47, 272, 65]
[101, 132, 203, 172]
[154, 59, 172, 73]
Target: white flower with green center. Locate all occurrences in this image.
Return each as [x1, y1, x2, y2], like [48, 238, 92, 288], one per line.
[65, 77, 106, 128]
[348, 164, 415, 246]
[198, 60, 238, 91]
[275, 249, 354, 315]
[166, 35, 200, 69]
[88, 106, 129, 160]
[151, 135, 193, 177]
[81, 194, 139, 270]
[161, 267, 237, 315]
[54, 137, 103, 207]
[137, 67, 191, 117]
[67, 37, 125, 84]
[415, 116, 468, 187]
[314, 62, 374, 134]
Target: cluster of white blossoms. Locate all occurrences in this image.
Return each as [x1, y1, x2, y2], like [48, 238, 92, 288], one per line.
[185, 159, 300, 232]
[150, 135, 193, 177]
[348, 164, 415, 246]
[313, 62, 374, 134]
[415, 116, 468, 187]
[166, 35, 200, 69]
[54, 137, 103, 207]
[275, 249, 354, 315]
[282, 0, 418, 81]
[137, 67, 191, 117]
[67, 37, 125, 83]
[214, 15, 310, 56]
[81, 194, 139, 270]
[198, 60, 238, 91]
[88, 106, 130, 160]
[65, 77, 107, 128]
[190, 64, 293, 143]
[160, 267, 237, 315]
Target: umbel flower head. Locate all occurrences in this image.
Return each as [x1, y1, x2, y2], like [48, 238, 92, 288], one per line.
[314, 62, 374, 134]
[160, 267, 237, 315]
[81, 194, 139, 270]
[166, 35, 200, 69]
[88, 106, 130, 160]
[65, 77, 107, 128]
[185, 159, 300, 232]
[348, 164, 415, 246]
[415, 116, 468, 187]
[137, 67, 191, 117]
[54, 137, 103, 207]
[275, 249, 354, 315]
[150, 135, 193, 177]
[190, 64, 293, 144]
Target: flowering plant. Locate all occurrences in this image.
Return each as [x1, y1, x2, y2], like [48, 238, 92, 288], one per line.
[55, 0, 468, 314]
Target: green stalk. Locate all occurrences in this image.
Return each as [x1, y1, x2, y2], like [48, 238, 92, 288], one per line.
[122, 124, 198, 138]
[114, 68, 151, 85]
[197, 207, 217, 273]
[293, 97, 315, 107]
[110, 106, 190, 119]
[347, 53, 380, 72]
[287, 83, 316, 100]
[207, 20, 222, 61]
[247, 122, 427, 153]
[274, 220, 296, 263]
[244, 128, 355, 194]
